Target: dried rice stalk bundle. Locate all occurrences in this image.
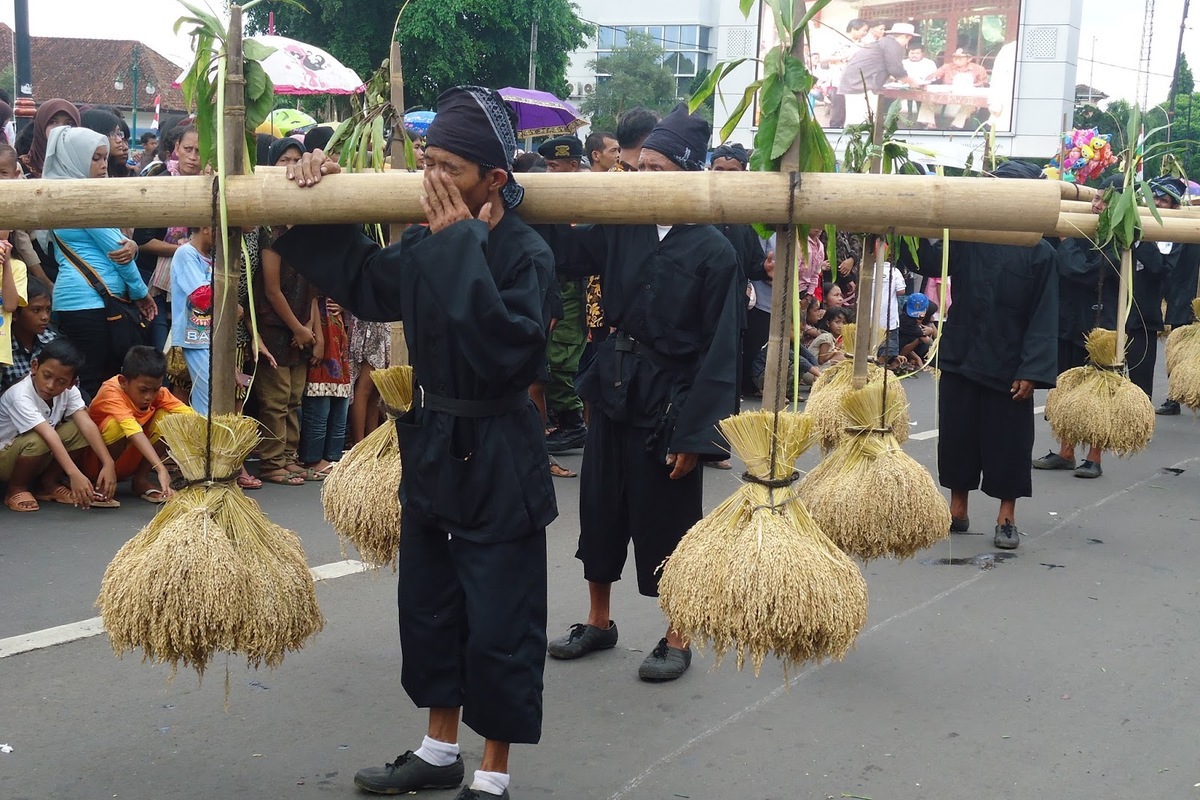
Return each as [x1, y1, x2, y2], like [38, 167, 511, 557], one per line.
[1167, 354, 1200, 410]
[808, 326, 910, 452]
[1046, 329, 1155, 455]
[1165, 299, 1200, 374]
[97, 414, 323, 681]
[322, 365, 414, 568]
[659, 410, 868, 675]
[799, 381, 950, 561]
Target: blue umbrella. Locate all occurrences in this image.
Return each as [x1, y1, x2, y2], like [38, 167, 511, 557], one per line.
[403, 111, 436, 138]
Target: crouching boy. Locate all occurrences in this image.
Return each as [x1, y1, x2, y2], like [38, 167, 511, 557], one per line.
[84, 346, 192, 503]
[0, 339, 118, 511]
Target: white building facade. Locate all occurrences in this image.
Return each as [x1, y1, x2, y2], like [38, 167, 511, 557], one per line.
[565, 0, 1083, 160]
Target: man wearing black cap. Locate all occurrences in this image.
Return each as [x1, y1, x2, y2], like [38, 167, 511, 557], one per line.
[534, 136, 589, 455]
[278, 85, 557, 800]
[1148, 176, 1200, 415]
[710, 142, 769, 397]
[900, 160, 1058, 550]
[547, 104, 741, 681]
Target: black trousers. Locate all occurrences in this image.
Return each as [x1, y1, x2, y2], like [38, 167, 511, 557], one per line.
[577, 413, 703, 597]
[937, 370, 1034, 500]
[743, 306, 771, 394]
[1126, 327, 1157, 400]
[398, 512, 547, 744]
[56, 308, 123, 401]
[1057, 337, 1089, 374]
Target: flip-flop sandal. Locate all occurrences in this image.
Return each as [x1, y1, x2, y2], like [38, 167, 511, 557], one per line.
[5, 491, 39, 512]
[91, 493, 122, 508]
[36, 486, 78, 506]
[236, 473, 263, 490]
[549, 459, 577, 479]
[704, 460, 733, 470]
[261, 470, 306, 486]
[139, 489, 168, 504]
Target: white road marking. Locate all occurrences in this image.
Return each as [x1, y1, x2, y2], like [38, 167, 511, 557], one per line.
[0, 559, 371, 659]
[909, 405, 1045, 441]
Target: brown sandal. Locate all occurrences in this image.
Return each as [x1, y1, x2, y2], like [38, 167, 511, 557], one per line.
[5, 491, 39, 512]
[549, 457, 577, 479]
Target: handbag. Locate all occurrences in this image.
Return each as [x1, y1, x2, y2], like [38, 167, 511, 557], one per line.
[53, 234, 147, 355]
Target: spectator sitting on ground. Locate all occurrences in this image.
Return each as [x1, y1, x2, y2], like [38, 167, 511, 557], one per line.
[822, 280, 845, 309]
[812, 307, 851, 366]
[0, 338, 117, 512]
[898, 292, 937, 370]
[84, 346, 191, 504]
[2, 278, 56, 395]
[753, 303, 821, 396]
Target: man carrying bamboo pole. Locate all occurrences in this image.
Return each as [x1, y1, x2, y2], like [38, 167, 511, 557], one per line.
[900, 160, 1058, 550]
[1149, 177, 1200, 416]
[547, 104, 741, 681]
[278, 85, 556, 800]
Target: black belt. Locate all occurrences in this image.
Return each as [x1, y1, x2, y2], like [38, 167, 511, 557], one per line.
[421, 390, 530, 418]
[612, 331, 692, 387]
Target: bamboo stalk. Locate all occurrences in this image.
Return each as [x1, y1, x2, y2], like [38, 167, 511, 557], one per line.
[852, 240, 881, 389]
[0, 171, 1065, 232]
[1056, 212, 1200, 243]
[1115, 248, 1132, 366]
[1062, 199, 1200, 219]
[211, 6, 245, 416]
[1059, 182, 1099, 202]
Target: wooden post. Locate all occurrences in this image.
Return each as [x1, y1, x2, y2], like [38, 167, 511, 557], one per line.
[761, 0, 808, 414]
[1115, 248, 1132, 366]
[851, 239, 881, 389]
[211, 6, 246, 416]
[388, 40, 410, 366]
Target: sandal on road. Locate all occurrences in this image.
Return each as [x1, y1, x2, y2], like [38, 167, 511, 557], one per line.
[36, 486, 79, 506]
[236, 472, 263, 490]
[5, 491, 39, 512]
[549, 456, 577, 479]
[138, 488, 169, 504]
[261, 470, 306, 486]
[90, 493, 122, 508]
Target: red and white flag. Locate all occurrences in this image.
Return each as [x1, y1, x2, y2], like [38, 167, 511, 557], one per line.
[151, 95, 161, 130]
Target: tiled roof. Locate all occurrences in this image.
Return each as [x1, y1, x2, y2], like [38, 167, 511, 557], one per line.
[0, 23, 188, 112]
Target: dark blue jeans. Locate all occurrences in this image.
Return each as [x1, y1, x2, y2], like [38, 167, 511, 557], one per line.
[299, 394, 349, 464]
[147, 294, 170, 353]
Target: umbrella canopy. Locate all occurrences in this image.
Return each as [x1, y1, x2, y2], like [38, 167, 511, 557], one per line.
[255, 109, 317, 138]
[175, 35, 364, 95]
[403, 111, 436, 139]
[497, 88, 587, 139]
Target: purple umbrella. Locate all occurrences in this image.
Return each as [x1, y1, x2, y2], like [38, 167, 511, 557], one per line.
[497, 88, 588, 138]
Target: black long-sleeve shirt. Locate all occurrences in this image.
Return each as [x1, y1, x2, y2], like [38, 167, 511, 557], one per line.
[273, 214, 558, 542]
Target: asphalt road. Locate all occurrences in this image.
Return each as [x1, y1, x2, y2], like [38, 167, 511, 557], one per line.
[2, 360, 1199, 800]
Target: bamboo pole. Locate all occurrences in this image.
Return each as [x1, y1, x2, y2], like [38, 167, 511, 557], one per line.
[760, 0, 808, 414]
[1056, 211, 1200, 243]
[1062, 199, 1200, 219]
[851, 239, 882, 389]
[1115, 248, 1132, 366]
[0, 171, 1066, 232]
[388, 40, 410, 365]
[1059, 182, 1099, 202]
[211, 7, 245, 416]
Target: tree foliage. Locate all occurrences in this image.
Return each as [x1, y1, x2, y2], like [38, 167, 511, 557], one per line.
[1173, 53, 1195, 99]
[246, 0, 591, 110]
[580, 32, 679, 133]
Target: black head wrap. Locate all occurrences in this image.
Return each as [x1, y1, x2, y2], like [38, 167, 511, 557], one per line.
[711, 142, 749, 166]
[641, 103, 711, 172]
[1150, 176, 1186, 203]
[991, 160, 1044, 180]
[269, 137, 306, 166]
[425, 85, 524, 209]
[1099, 174, 1124, 192]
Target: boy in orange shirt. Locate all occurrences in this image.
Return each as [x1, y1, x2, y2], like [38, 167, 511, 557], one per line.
[85, 345, 193, 502]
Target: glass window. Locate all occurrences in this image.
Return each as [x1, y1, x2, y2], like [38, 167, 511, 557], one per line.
[698, 26, 711, 51]
[665, 26, 680, 46]
[597, 26, 614, 50]
[676, 52, 697, 77]
[680, 25, 699, 48]
[647, 26, 664, 44]
[676, 77, 692, 98]
[663, 52, 679, 72]
[613, 26, 627, 48]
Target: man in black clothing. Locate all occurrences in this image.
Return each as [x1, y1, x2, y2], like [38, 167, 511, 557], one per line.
[547, 105, 741, 682]
[902, 160, 1058, 550]
[709, 142, 769, 396]
[279, 86, 556, 800]
[1150, 177, 1200, 415]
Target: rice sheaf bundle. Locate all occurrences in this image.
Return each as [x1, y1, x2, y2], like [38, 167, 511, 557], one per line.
[97, 414, 323, 679]
[807, 323, 910, 452]
[799, 380, 950, 561]
[321, 365, 413, 568]
[1046, 328, 1155, 455]
[658, 410, 868, 675]
[1165, 298, 1200, 374]
[1167, 354, 1200, 410]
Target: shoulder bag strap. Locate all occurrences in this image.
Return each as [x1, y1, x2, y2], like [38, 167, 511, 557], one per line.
[52, 234, 126, 303]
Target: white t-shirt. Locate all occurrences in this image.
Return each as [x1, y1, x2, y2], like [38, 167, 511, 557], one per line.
[0, 374, 86, 451]
[903, 57, 937, 83]
[874, 264, 905, 331]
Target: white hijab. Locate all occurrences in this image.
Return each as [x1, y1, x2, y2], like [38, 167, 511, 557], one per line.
[43, 126, 108, 180]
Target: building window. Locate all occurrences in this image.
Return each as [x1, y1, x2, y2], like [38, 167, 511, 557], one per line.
[593, 24, 713, 96]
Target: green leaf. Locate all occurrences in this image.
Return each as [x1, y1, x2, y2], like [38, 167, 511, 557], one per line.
[771, 93, 801, 160]
[371, 115, 386, 172]
[739, 0, 755, 18]
[244, 60, 270, 104]
[719, 80, 762, 143]
[688, 58, 747, 113]
[1140, 179, 1164, 226]
[796, 0, 835, 32]
[782, 56, 813, 94]
[176, 1, 224, 38]
[754, 110, 779, 167]
[242, 39, 277, 63]
[759, 73, 783, 119]
[764, 47, 782, 80]
[326, 118, 355, 153]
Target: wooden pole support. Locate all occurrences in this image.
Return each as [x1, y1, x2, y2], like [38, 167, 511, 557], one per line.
[1115, 248, 1132, 366]
[852, 239, 882, 389]
[211, 6, 245, 416]
[1056, 212, 1200, 243]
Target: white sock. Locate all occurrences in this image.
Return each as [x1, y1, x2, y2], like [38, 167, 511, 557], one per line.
[470, 769, 510, 796]
[413, 735, 459, 767]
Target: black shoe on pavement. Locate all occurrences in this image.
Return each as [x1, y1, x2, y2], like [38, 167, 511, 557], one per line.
[354, 751, 465, 795]
[950, 516, 970, 533]
[1074, 460, 1103, 479]
[1032, 452, 1076, 470]
[1156, 399, 1182, 416]
[547, 621, 618, 659]
[545, 424, 587, 454]
[638, 638, 692, 682]
[452, 788, 510, 800]
[994, 522, 1021, 550]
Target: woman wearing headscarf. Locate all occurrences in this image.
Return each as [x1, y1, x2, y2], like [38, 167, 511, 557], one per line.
[45, 127, 155, 398]
[81, 108, 133, 178]
[0, 100, 13, 145]
[24, 99, 81, 178]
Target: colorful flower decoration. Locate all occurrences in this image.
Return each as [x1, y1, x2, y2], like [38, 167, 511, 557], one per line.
[1044, 128, 1118, 184]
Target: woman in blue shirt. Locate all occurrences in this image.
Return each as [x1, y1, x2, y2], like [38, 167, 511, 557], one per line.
[45, 126, 154, 397]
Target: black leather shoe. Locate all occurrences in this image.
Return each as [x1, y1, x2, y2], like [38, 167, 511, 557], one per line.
[1156, 400, 1181, 416]
[353, 752, 464, 795]
[547, 621, 618, 659]
[950, 516, 970, 533]
[546, 424, 587, 454]
[994, 522, 1021, 550]
[638, 638, 692, 682]
[452, 789, 510, 800]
